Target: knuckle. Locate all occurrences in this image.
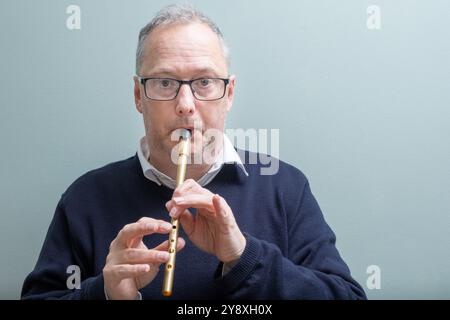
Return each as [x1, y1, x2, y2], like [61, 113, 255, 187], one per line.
[185, 179, 198, 190]
[115, 266, 125, 277]
[138, 217, 153, 225]
[124, 249, 135, 261]
[102, 265, 110, 275]
[124, 223, 134, 232]
[120, 224, 131, 236]
[109, 240, 116, 252]
[149, 250, 159, 260]
[105, 252, 113, 264]
[140, 221, 154, 232]
[135, 221, 145, 231]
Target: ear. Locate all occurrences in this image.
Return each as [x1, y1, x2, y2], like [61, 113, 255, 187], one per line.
[225, 74, 236, 112]
[134, 76, 143, 114]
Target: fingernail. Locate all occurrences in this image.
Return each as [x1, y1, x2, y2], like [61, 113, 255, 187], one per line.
[162, 222, 172, 230]
[169, 207, 178, 217]
[173, 197, 184, 204]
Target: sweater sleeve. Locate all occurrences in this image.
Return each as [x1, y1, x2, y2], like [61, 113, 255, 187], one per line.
[21, 198, 106, 300]
[213, 181, 367, 299]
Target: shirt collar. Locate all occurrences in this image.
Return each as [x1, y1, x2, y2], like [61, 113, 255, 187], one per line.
[137, 134, 248, 189]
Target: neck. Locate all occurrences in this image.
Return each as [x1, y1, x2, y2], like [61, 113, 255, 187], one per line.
[150, 156, 214, 181]
[148, 142, 223, 182]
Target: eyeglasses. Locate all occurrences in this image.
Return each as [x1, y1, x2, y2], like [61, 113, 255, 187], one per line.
[137, 77, 230, 101]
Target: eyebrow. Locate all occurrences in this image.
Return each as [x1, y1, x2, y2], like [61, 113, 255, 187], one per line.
[145, 67, 223, 78]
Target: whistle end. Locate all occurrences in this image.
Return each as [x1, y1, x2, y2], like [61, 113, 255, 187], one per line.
[162, 290, 172, 297]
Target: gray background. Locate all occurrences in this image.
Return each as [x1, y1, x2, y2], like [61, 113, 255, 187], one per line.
[1, 0, 449, 299]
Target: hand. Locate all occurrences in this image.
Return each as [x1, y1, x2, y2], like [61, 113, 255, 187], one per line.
[166, 179, 246, 264]
[103, 217, 185, 300]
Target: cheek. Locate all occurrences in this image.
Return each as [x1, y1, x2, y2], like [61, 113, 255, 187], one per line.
[141, 107, 156, 132]
[143, 104, 171, 132]
[200, 104, 228, 129]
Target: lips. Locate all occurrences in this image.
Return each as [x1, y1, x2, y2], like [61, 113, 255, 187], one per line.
[173, 125, 200, 134]
[178, 127, 193, 134]
[172, 127, 196, 141]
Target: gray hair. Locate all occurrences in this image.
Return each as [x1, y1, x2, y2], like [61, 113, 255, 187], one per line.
[135, 4, 230, 74]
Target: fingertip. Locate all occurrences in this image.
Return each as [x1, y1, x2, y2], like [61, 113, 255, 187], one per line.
[169, 206, 179, 218]
[173, 197, 185, 205]
[139, 264, 150, 272]
[177, 237, 186, 249]
[212, 194, 221, 208]
[157, 251, 170, 261]
[161, 221, 172, 231]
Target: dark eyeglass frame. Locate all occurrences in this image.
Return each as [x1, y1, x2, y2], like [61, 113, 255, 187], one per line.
[137, 77, 230, 101]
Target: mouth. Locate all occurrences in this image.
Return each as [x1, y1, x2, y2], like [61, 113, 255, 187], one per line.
[172, 127, 195, 140]
[180, 127, 194, 134]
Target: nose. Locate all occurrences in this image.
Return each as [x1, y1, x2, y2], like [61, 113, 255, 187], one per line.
[175, 84, 196, 116]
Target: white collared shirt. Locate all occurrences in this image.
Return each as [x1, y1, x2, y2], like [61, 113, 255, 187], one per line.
[137, 134, 248, 188]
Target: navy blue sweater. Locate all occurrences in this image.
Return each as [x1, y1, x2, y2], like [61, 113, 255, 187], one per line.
[21, 151, 366, 299]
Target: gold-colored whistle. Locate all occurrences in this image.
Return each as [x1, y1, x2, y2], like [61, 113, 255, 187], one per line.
[162, 128, 191, 296]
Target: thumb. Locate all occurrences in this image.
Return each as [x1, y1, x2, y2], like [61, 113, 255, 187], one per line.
[212, 194, 230, 222]
[179, 209, 195, 237]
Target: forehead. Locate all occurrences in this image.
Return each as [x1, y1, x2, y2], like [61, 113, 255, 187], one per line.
[141, 22, 228, 77]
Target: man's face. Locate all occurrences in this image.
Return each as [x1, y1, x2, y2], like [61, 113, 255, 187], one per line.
[134, 22, 235, 161]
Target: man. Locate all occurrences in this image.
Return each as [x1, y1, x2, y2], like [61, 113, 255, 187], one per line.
[22, 4, 366, 300]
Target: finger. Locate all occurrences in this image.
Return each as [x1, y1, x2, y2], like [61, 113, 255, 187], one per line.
[165, 200, 189, 218]
[129, 217, 173, 248]
[167, 204, 188, 219]
[137, 217, 173, 230]
[170, 194, 215, 218]
[165, 199, 184, 217]
[116, 219, 172, 249]
[119, 248, 170, 264]
[165, 199, 186, 219]
[165, 200, 174, 212]
[179, 209, 195, 237]
[212, 194, 231, 223]
[172, 179, 199, 197]
[106, 264, 150, 280]
[154, 237, 186, 252]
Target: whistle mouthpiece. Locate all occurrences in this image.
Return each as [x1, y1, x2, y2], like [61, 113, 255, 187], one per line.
[179, 128, 191, 140]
